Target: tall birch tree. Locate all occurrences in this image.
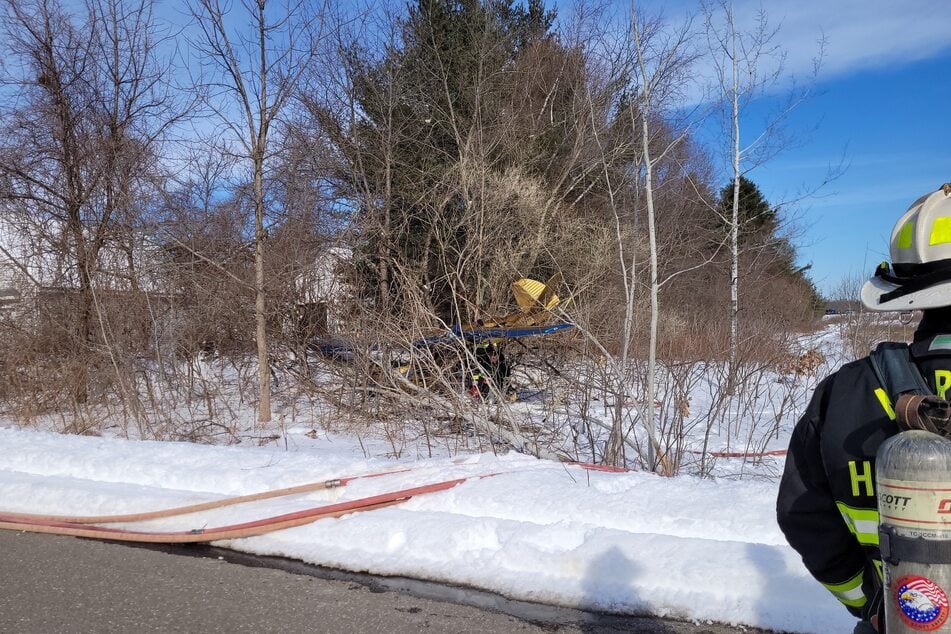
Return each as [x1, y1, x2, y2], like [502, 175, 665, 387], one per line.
[702, 0, 820, 366]
[600, 4, 697, 471]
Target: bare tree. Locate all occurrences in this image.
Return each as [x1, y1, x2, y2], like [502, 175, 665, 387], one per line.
[0, 0, 179, 406]
[587, 5, 699, 471]
[702, 0, 822, 366]
[188, 0, 327, 423]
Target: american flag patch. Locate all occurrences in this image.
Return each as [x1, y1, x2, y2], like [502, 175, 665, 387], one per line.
[896, 574, 950, 630]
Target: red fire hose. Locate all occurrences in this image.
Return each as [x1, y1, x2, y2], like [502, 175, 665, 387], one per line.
[0, 461, 630, 544]
[0, 477, 470, 543]
[0, 466, 415, 525]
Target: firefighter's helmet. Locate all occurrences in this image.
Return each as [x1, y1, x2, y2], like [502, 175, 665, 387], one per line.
[861, 186, 951, 311]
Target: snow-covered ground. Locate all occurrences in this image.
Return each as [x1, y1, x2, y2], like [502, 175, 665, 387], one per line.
[0, 425, 851, 633]
[0, 319, 881, 633]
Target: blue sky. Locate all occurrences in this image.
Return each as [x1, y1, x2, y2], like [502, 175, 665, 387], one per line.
[751, 51, 951, 297]
[656, 0, 951, 297]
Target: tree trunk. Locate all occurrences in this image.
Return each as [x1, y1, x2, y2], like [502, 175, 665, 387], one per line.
[729, 19, 740, 371]
[641, 113, 660, 471]
[254, 0, 271, 424]
[66, 198, 93, 405]
[254, 154, 270, 424]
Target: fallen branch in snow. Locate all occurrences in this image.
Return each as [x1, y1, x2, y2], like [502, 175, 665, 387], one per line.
[703, 449, 787, 459]
[382, 368, 566, 463]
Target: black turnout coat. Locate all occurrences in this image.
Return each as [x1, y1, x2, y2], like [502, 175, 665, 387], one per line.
[777, 318, 951, 618]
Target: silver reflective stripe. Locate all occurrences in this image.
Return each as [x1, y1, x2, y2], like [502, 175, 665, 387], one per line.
[837, 502, 880, 546]
[851, 518, 879, 545]
[836, 584, 865, 602]
[822, 570, 867, 608]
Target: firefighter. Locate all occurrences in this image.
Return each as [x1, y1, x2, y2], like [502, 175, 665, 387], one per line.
[777, 186, 951, 633]
[467, 340, 511, 399]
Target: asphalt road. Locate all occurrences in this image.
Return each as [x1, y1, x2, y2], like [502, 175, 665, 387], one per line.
[0, 530, 775, 633]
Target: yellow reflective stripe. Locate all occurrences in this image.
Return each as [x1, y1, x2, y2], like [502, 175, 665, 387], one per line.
[874, 388, 896, 420]
[931, 217, 951, 246]
[822, 569, 867, 608]
[898, 220, 915, 248]
[836, 502, 880, 546]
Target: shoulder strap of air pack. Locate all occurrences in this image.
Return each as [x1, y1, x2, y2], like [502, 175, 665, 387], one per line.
[868, 341, 933, 402]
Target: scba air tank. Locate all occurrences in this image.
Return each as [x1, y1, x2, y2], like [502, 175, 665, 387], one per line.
[877, 430, 951, 632]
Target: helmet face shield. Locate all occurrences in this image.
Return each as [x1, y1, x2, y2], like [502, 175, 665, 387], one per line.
[862, 189, 951, 312]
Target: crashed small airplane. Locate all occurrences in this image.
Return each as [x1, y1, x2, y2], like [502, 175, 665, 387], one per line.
[310, 275, 573, 399]
[416, 273, 573, 347]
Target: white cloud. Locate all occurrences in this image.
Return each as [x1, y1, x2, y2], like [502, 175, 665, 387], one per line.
[561, 0, 951, 110]
[719, 0, 950, 79]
